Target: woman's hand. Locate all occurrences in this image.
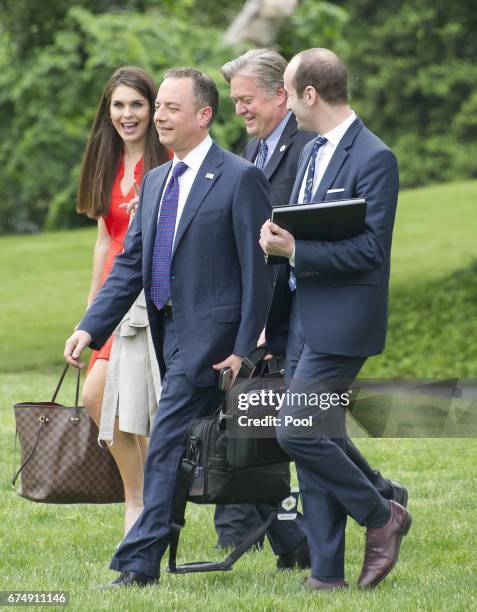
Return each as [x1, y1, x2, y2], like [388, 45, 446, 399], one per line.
[119, 180, 140, 214]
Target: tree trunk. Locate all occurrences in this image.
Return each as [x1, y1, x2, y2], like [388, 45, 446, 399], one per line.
[224, 0, 299, 47]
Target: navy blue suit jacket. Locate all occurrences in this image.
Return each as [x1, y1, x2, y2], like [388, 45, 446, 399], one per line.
[266, 117, 399, 358]
[80, 141, 274, 386]
[243, 114, 316, 206]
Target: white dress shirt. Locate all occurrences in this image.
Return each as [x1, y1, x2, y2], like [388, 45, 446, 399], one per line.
[158, 134, 213, 246]
[297, 111, 356, 202]
[290, 112, 356, 266]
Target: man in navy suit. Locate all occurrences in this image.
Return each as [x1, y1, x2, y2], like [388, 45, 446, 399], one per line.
[260, 49, 412, 590]
[214, 48, 315, 560]
[216, 48, 408, 566]
[64, 68, 300, 587]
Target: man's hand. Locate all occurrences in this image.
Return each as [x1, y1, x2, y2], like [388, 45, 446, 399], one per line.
[213, 353, 243, 383]
[64, 330, 92, 369]
[257, 327, 273, 361]
[259, 220, 294, 258]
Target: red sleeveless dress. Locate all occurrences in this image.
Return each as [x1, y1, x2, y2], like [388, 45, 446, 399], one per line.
[88, 156, 144, 371]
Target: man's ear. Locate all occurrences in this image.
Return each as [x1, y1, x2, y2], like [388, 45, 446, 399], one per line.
[275, 86, 287, 106]
[304, 85, 317, 106]
[198, 105, 213, 128]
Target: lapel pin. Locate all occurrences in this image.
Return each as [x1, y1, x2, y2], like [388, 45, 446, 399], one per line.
[279, 145, 286, 152]
[205, 172, 214, 179]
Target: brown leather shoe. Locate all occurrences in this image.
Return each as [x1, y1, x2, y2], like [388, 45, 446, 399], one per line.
[304, 576, 349, 590]
[358, 500, 412, 589]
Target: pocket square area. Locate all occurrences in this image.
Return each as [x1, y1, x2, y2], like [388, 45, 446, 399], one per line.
[327, 188, 345, 193]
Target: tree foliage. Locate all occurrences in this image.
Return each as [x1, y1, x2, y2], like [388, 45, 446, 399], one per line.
[0, 5, 243, 232]
[337, 0, 477, 187]
[1, 0, 474, 232]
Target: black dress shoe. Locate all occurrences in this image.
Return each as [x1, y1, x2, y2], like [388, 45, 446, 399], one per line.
[109, 571, 159, 588]
[388, 480, 408, 507]
[277, 539, 311, 570]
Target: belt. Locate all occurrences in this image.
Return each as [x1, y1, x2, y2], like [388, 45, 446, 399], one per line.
[162, 304, 173, 316]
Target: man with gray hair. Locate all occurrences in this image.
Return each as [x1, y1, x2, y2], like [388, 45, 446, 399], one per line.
[216, 49, 315, 568]
[217, 48, 408, 574]
[221, 48, 315, 206]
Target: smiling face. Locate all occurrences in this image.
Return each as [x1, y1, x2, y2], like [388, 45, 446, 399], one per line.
[230, 73, 287, 139]
[154, 77, 211, 158]
[109, 84, 150, 147]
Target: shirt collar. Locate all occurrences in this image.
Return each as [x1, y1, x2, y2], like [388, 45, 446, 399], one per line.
[172, 134, 213, 172]
[323, 111, 356, 148]
[264, 111, 292, 152]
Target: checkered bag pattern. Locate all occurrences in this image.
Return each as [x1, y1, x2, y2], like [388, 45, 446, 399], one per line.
[151, 161, 188, 310]
[12, 367, 124, 504]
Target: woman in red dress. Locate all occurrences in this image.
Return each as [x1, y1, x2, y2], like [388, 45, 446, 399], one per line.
[77, 66, 169, 534]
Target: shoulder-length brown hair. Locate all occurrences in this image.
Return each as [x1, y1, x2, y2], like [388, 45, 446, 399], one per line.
[77, 66, 169, 219]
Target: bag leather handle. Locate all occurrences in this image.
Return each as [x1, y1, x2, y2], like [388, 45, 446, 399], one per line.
[236, 344, 269, 379]
[51, 363, 81, 408]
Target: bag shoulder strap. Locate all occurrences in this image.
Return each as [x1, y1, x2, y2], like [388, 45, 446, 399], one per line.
[168, 459, 277, 574]
[11, 418, 47, 486]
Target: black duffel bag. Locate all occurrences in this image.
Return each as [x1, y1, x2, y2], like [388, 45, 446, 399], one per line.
[224, 351, 289, 470]
[169, 345, 292, 574]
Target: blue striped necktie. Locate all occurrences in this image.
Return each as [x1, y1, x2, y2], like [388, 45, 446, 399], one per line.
[289, 135, 327, 292]
[303, 135, 327, 204]
[151, 161, 188, 310]
[255, 139, 268, 169]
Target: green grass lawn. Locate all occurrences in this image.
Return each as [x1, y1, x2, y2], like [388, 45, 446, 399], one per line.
[1, 180, 476, 609]
[1, 179, 476, 375]
[1, 372, 476, 610]
[390, 180, 477, 287]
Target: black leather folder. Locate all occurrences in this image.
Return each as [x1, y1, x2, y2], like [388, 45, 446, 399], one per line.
[266, 198, 367, 265]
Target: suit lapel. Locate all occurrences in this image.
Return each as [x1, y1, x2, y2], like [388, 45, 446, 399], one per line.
[243, 139, 259, 163]
[313, 117, 363, 202]
[171, 142, 224, 258]
[143, 162, 171, 273]
[262, 114, 297, 181]
[289, 140, 312, 203]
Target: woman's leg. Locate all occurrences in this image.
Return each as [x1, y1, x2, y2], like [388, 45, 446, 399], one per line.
[82, 359, 145, 535]
[136, 435, 149, 469]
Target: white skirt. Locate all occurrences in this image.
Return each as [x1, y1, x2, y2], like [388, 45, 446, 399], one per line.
[98, 290, 161, 444]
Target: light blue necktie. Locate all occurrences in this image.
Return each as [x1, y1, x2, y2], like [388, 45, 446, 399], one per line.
[151, 161, 188, 310]
[289, 135, 327, 291]
[255, 139, 268, 169]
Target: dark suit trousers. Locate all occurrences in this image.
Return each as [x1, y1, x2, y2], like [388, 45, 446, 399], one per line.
[110, 313, 223, 577]
[110, 313, 303, 576]
[274, 296, 390, 580]
[215, 331, 391, 550]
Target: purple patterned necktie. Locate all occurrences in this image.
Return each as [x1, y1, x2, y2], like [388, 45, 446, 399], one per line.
[289, 135, 327, 292]
[151, 161, 188, 310]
